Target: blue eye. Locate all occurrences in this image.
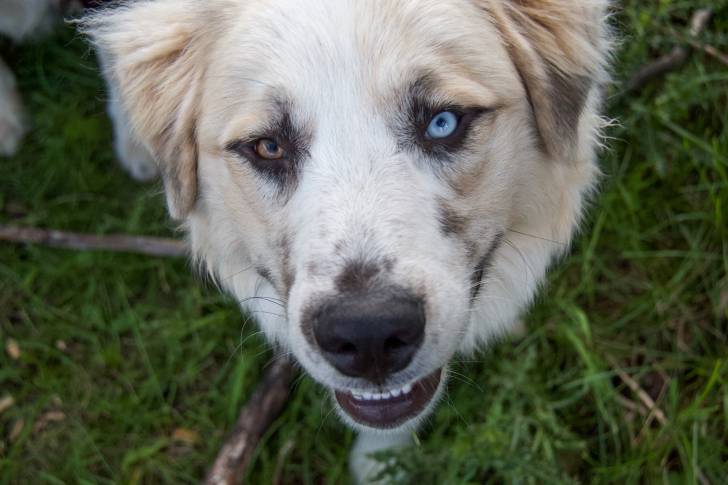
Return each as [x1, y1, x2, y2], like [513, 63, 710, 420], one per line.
[426, 111, 458, 139]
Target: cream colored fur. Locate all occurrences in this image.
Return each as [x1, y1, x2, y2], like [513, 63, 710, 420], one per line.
[84, 1, 612, 482]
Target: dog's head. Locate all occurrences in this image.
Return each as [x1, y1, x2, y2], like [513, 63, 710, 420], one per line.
[85, 0, 610, 432]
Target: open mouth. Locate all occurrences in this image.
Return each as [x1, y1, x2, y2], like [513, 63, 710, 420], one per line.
[334, 368, 443, 428]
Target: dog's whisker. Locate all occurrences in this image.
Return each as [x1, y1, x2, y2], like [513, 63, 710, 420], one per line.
[240, 330, 266, 348]
[441, 388, 471, 427]
[506, 228, 568, 247]
[220, 263, 256, 281]
[249, 343, 277, 361]
[291, 373, 308, 392]
[237, 296, 287, 308]
[502, 238, 538, 283]
[446, 369, 485, 394]
[222, 314, 259, 364]
[247, 310, 287, 320]
[315, 401, 338, 439]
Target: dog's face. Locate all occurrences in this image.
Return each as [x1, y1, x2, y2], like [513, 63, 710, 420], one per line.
[87, 0, 608, 431]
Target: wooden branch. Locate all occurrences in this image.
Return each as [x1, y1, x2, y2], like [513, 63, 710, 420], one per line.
[607, 356, 667, 426]
[624, 8, 713, 93]
[204, 357, 296, 485]
[689, 40, 728, 67]
[0, 225, 186, 258]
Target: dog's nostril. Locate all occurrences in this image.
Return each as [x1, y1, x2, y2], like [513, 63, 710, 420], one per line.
[339, 342, 357, 355]
[311, 289, 426, 383]
[384, 336, 407, 352]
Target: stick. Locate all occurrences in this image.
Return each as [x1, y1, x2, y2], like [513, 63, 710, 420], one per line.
[624, 8, 713, 93]
[204, 357, 296, 485]
[689, 41, 728, 67]
[607, 356, 667, 426]
[0, 225, 186, 258]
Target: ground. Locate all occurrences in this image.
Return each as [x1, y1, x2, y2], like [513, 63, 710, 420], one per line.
[1, 1, 727, 483]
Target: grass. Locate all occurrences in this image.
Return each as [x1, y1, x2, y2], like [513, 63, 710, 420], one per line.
[1, 1, 727, 483]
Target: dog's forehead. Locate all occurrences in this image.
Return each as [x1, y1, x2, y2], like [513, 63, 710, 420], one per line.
[213, 0, 511, 110]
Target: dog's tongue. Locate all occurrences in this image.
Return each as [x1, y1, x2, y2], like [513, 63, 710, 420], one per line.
[335, 369, 442, 429]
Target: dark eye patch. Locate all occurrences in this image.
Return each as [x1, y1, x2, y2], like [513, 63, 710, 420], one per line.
[397, 74, 493, 160]
[226, 135, 294, 184]
[409, 101, 491, 158]
[225, 107, 309, 189]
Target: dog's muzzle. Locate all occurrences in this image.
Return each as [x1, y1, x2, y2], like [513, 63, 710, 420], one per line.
[309, 288, 442, 428]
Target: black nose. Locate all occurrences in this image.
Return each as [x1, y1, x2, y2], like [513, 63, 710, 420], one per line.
[311, 290, 425, 384]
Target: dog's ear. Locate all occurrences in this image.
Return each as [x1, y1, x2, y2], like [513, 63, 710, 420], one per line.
[82, 0, 225, 219]
[489, 0, 610, 161]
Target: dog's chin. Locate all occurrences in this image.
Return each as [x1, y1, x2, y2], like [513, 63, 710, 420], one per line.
[333, 368, 444, 430]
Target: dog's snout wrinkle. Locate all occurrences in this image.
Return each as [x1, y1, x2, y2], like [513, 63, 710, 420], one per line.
[311, 289, 425, 384]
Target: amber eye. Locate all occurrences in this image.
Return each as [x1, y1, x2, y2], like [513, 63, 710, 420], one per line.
[254, 138, 285, 160]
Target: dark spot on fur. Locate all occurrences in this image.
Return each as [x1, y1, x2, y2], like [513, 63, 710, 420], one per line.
[506, 47, 546, 153]
[438, 202, 468, 237]
[282, 270, 295, 297]
[306, 261, 320, 276]
[277, 234, 295, 298]
[492, 10, 593, 159]
[546, 63, 591, 145]
[464, 240, 478, 260]
[299, 300, 318, 348]
[335, 259, 382, 294]
[256, 266, 273, 283]
[470, 233, 504, 300]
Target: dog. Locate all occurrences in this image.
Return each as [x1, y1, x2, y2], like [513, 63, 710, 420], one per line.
[82, 0, 612, 481]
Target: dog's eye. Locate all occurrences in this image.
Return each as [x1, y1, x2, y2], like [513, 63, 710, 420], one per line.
[254, 138, 285, 160]
[426, 111, 459, 139]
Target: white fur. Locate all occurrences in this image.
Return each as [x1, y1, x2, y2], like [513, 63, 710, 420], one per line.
[84, 1, 612, 482]
[0, 57, 26, 156]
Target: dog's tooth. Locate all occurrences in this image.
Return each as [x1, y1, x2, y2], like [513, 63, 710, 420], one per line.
[372, 393, 383, 400]
[391, 388, 401, 397]
[402, 383, 413, 395]
[362, 392, 374, 400]
[352, 392, 363, 400]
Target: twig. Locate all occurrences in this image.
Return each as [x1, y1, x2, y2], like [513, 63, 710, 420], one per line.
[633, 373, 669, 446]
[204, 357, 296, 485]
[607, 356, 667, 426]
[615, 394, 641, 414]
[0, 225, 186, 258]
[624, 8, 713, 93]
[688, 40, 728, 67]
[272, 439, 296, 485]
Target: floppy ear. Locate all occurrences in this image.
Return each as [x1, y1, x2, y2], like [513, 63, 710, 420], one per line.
[489, 0, 610, 161]
[82, 0, 224, 219]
